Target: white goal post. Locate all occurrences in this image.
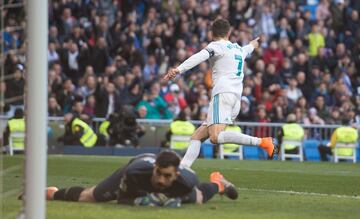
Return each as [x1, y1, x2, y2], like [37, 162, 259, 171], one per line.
[22, 0, 48, 218]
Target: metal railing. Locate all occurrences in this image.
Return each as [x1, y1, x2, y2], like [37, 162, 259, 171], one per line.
[41, 116, 341, 140]
[0, 116, 342, 148]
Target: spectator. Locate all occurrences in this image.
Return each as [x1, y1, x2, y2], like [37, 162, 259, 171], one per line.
[126, 79, 143, 107]
[316, 0, 331, 21]
[57, 8, 77, 38]
[327, 107, 342, 124]
[48, 42, 60, 64]
[295, 71, 312, 100]
[83, 95, 96, 117]
[1, 0, 359, 138]
[263, 40, 284, 71]
[89, 37, 110, 75]
[262, 64, 281, 90]
[258, 5, 276, 38]
[137, 106, 148, 119]
[237, 96, 253, 122]
[304, 107, 325, 125]
[254, 107, 271, 137]
[330, 0, 346, 34]
[192, 94, 209, 121]
[313, 95, 330, 120]
[285, 77, 303, 104]
[57, 113, 97, 147]
[56, 78, 75, 114]
[318, 119, 358, 161]
[2, 108, 25, 150]
[143, 55, 159, 83]
[277, 113, 305, 157]
[308, 23, 325, 57]
[136, 83, 172, 119]
[164, 84, 187, 118]
[271, 95, 289, 123]
[48, 96, 63, 116]
[5, 66, 25, 115]
[95, 81, 121, 118]
[77, 75, 97, 98]
[162, 110, 195, 149]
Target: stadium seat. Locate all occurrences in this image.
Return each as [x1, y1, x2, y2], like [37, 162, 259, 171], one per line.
[280, 140, 304, 161]
[218, 144, 243, 160]
[334, 143, 357, 163]
[201, 141, 214, 159]
[8, 132, 25, 156]
[170, 135, 191, 150]
[243, 146, 267, 160]
[302, 139, 321, 161]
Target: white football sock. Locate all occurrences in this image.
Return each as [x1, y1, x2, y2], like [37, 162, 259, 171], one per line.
[180, 140, 201, 167]
[217, 131, 261, 146]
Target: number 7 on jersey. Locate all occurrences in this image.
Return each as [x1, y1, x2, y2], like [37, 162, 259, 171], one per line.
[234, 55, 243, 77]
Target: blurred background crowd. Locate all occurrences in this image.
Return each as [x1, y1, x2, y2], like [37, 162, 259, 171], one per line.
[2, 0, 360, 127]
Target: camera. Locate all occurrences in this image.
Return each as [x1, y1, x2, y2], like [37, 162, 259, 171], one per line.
[108, 106, 140, 147]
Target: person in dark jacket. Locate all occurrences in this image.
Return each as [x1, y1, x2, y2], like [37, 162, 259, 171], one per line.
[95, 80, 121, 118]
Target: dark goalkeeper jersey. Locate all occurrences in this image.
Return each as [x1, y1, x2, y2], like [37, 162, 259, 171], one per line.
[117, 153, 198, 202]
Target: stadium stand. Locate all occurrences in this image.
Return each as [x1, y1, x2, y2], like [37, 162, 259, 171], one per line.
[1, 0, 360, 162]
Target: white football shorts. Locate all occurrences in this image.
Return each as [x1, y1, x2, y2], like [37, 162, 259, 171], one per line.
[205, 92, 241, 126]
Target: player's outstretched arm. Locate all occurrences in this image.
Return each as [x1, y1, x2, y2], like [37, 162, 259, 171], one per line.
[243, 37, 260, 57]
[249, 37, 260, 49]
[163, 49, 210, 81]
[163, 68, 180, 81]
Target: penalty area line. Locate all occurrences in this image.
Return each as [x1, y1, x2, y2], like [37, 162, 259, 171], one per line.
[0, 165, 21, 176]
[238, 187, 360, 200]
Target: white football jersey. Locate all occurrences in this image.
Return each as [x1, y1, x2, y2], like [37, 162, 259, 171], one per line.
[205, 40, 253, 97]
[176, 39, 254, 98]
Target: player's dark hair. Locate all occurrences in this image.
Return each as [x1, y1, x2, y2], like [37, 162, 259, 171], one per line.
[211, 18, 231, 38]
[155, 151, 180, 169]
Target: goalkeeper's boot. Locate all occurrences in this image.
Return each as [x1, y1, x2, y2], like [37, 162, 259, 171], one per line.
[260, 137, 279, 160]
[210, 172, 238, 200]
[46, 186, 59, 200]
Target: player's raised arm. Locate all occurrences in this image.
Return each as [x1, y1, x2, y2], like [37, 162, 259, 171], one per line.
[242, 37, 260, 57]
[163, 49, 211, 81]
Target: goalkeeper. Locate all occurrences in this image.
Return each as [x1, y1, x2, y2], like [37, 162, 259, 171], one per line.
[45, 151, 237, 207]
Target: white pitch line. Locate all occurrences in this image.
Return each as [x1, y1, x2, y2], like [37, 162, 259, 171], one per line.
[0, 165, 21, 176]
[238, 187, 360, 200]
[1, 188, 20, 198]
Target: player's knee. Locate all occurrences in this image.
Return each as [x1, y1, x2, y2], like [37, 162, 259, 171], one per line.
[190, 134, 201, 141]
[191, 130, 202, 141]
[78, 187, 96, 202]
[209, 135, 218, 144]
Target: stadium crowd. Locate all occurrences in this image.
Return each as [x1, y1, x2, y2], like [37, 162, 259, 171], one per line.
[2, 0, 360, 129]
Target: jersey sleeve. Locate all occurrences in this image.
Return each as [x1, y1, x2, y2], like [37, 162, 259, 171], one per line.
[242, 44, 255, 57]
[176, 42, 223, 74]
[170, 165, 198, 197]
[204, 42, 224, 59]
[118, 156, 155, 200]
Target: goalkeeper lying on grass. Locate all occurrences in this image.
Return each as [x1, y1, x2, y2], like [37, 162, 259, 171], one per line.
[45, 151, 237, 207]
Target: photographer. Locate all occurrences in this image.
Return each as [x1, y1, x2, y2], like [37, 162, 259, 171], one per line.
[107, 106, 145, 147]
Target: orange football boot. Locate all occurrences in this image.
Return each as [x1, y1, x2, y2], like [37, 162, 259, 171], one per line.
[210, 172, 238, 200]
[260, 137, 279, 159]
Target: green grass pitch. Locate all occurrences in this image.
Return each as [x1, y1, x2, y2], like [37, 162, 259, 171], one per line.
[2, 155, 360, 219]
